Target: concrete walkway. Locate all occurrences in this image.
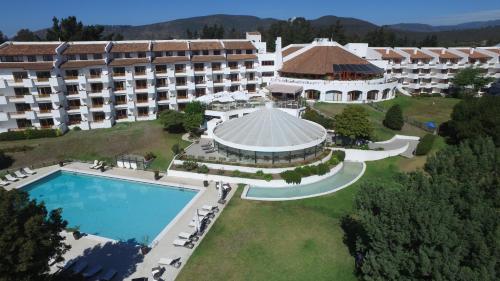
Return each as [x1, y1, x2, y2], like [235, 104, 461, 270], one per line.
[5, 162, 235, 281]
[369, 135, 419, 158]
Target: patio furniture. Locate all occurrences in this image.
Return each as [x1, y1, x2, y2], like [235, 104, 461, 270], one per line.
[124, 161, 131, 169]
[158, 257, 182, 268]
[151, 266, 164, 280]
[14, 170, 27, 178]
[202, 204, 219, 213]
[89, 160, 99, 169]
[197, 209, 215, 219]
[130, 162, 138, 170]
[116, 161, 124, 168]
[0, 179, 9, 186]
[205, 149, 216, 154]
[98, 268, 117, 281]
[94, 161, 104, 170]
[83, 264, 103, 278]
[72, 260, 88, 274]
[131, 278, 148, 281]
[178, 230, 199, 241]
[173, 239, 194, 248]
[4, 174, 19, 182]
[23, 167, 36, 175]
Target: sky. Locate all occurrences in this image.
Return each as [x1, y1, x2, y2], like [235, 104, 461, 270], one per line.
[1, 0, 500, 36]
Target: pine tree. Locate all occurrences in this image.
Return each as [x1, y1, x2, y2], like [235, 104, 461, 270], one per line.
[383, 104, 404, 130]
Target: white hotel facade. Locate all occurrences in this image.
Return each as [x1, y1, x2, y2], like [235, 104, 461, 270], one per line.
[0, 32, 499, 132]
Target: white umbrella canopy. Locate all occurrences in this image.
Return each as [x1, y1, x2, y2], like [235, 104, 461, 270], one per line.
[195, 94, 215, 104]
[231, 91, 249, 101]
[214, 96, 234, 103]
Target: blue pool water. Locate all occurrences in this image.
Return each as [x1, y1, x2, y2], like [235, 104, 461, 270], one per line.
[23, 171, 197, 244]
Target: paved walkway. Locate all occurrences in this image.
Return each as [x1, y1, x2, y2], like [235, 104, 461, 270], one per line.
[5, 162, 235, 281]
[368, 136, 419, 158]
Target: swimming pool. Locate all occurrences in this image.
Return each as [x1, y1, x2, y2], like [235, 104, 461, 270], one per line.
[22, 171, 198, 244]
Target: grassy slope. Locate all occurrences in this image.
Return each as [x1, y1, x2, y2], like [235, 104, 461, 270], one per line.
[0, 121, 189, 171]
[177, 157, 403, 281]
[314, 96, 459, 141]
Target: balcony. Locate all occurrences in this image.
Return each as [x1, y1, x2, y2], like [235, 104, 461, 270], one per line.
[0, 79, 6, 89]
[23, 78, 34, 88]
[0, 112, 8, 121]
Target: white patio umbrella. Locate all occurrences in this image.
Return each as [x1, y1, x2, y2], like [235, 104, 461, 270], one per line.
[231, 91, 249, 101]
[214, 96, 234, 103]
[195, 94, 215, 104]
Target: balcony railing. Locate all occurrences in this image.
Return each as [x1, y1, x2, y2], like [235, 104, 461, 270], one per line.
[37, 77, 50, 82]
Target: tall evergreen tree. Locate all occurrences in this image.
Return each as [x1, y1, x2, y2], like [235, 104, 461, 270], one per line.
[12, 29, 40, 41]
[383, 104, 404, 130]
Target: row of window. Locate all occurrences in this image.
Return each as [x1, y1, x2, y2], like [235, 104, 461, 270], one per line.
[1, 55, 54, 62]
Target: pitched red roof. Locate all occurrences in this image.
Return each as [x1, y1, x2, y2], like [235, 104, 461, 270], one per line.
[152, 41, 189, 52]
[63, 44, 106, 54]
[401, 49, 433, 59]
[0, 62, 54, 70]
[0, 43, 59, 56]
[282, 46, 303, 57]
[374, 49, 404, 59]
[110, 43, 149, 53]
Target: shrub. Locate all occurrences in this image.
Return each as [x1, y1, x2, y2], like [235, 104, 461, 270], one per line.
[196, 165, 209, 174]
[280, 170, 302, 184]
[328, 156, 339, 166]
[231, 170, 241, 177]
[0, 151, 14, 169]
[415, 134, 436, 155]
[383, 104, 404, 130]
[0, 129, 59, 141]
[262, 174, 273, 182]
[316, 163, 330, 175]
[255, 170, 264, 177]
[72, 126, 82, 131]
[182, 160, 198, 171]
[332, 150, 345, 161]
[171, 143, 183, 155]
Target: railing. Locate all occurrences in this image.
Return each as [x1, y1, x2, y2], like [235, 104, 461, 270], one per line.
[206, 102, 266, 112]
[272, 77, 397, 86]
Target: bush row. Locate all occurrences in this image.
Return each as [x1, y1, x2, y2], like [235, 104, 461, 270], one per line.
[0, 129, 61, 141]
[415, 134, 436, 155]
[280, 150, 345, 185]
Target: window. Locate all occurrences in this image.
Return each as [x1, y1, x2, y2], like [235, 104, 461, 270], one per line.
[36, 71, 51, 81]
[176, 90, 188, 99]
[115, 109, 127, 119]
[42, 55, 53, 61]
[91, 97, 104, 107]
[1, 56, 23, 62]
[211, 62, 221, 70]
[226, 50, 234, 54]
[15, 103, 31, 113]
[135, 66, 146, 75]
[114, 95, 126, 105]
[262, 72, 274, 77]
[93, 53, 103, 60]
[14, 88, 29, 96]
[157, 91, 168, 100]
[156, 78, 167, 87]
[152, 66, 166, 76]
[125, 52, 132, 58]
[138, 52, 146, 58]
[246, 50, 253, 54]
[244, 61, 254, 69]
[214, 86, 223, 93]
[228, 61, 238, 69]
[247, 84, 256, 92]
[27, 55, 37, 62]
[90, 83, 103, 93]
[90, 68, 102, 78]
[154, 51, 163, 58]
[175, 77, 186, 86]
[79, 54, 88, 60]
[13, 72, 28, 82]
[135, 80, 147, 89]
[114, 81, 125, 91]
[229, 85, 239, 92]
[66, 85, 78, 95]
[38, 87, 52, 96]
[177, 51, 185, 56]
[68, 114, 82, 124]
[39, 118, 54, 128]
[235, 50, 242, 54]
[113, 53, 122, 59]
[113, 67, 125, 76]
[229, 74, 239, 82]
[195, 88, 206, 97]
[92, 112, 105, 122]
[165, 51, 173, 56]
[68, 99, 81, 110]
[194, 76, 205, 84]
[262, 60, 274, 66]
[38, 103, 53, 113]
[213, 50, 221, 55]
[65, 70, 79, 79]
[246, 73, 255, 80]
[194, 63, 204, 71]
[202, 50, 209, 56]
[136, 94, 148, 103]
[16, 119, 32, 128]
[192, 51, 200, 56]
[213, 74, 223, 83]
[137, 107, 149, 116]
[175, 64, 186, 73]
[67, 54, 76, 61]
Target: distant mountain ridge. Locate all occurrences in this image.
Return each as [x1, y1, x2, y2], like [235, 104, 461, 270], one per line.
[389, 19, 500, 32]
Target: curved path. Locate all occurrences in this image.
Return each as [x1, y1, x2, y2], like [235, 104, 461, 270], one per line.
[242, 161, 365, 201]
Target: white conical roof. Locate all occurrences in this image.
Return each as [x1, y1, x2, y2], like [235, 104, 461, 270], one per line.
[213, 108, 327, 152]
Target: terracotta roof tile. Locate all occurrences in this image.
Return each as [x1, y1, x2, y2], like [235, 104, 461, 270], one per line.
[484, 48, 500, 55]
[247, 31, 261, 35]
[374, 48, 404, 59]
[401, 49, 433, 59]
[282, 46, 303, 57]
[191, 55, 226, 62]
[281, 46, 370, 75]
[110, 43, 149, 53]
[0, 62, 54, 70]
[152, 41, 189, 52]
[223, 41, 256, 50]
[109, 58, 149, 66]
[227, 54, 257, 61]
[0, 43, 59, 56]
[429, 49, 461, 59]
[63, 44, 106, 54]
[60, 60, 106, 69]
[189, 41, 223, 51]
[152, 56, 189, 64]
[457, 48, 492, 59]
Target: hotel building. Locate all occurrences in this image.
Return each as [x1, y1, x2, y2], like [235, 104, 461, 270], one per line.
[0, 32, 499, 132]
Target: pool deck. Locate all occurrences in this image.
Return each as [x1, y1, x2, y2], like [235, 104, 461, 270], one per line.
[4, 162, 235, 281]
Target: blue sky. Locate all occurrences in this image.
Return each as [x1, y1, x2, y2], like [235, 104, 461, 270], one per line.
[1, 0, 499, 36]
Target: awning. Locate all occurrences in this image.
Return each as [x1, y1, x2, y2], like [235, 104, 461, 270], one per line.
[266, 83, 303, 94]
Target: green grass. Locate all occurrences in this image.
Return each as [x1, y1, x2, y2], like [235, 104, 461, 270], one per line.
[177, 157, 403, 281]
[314, 96, 460, 141]
[0, 121, 190, 171]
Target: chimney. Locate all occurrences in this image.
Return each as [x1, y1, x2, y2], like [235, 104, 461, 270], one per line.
[275, 37, 283, 69]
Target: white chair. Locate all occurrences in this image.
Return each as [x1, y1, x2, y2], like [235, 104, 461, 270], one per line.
[178, 230, 199, 241]
[124, 161, 131, 169]
[202, 204, 219, 213]
[116, 161, 124, 168]
[158, 257, 182, 268]
[130, 162, 137, 170]
[89, 160, 99, 169]
[0, 179, 10, 186]
[14, 171, 27, 178]
[94, 161, 104, 170]
[23, 167, 36, 175]
[173, 239, 194, 248]
[5, 174, 19, 182]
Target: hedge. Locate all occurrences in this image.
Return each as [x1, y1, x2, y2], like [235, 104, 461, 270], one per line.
[0, 129, 60, 141]
[415, 134, 436, 155]
[280, 150, 344, 184]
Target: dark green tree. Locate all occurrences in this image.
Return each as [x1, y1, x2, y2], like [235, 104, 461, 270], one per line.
[351, 138, 499, 281]
[451, 67, 494, 97]
[0, 151, 13, 169]
[0, 189, 69, 281]
[158, 109, 185, 133]
[334, 106, 373, 143]
[302, 107, 334, 129]
[442, 95, 500, 146]
[45, 16, 107, 41]
[383, 104, 404, 130]
[12, 29, 40, 41]
[0, 30, 6, 44]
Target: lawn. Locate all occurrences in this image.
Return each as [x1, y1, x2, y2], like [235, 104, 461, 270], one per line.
[177, 157, 404, 281]
[314, 95, 460, 141]
[0, 121, 190, 172]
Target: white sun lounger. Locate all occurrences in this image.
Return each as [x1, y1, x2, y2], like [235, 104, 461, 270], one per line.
[0, 179, 9, 186]
[222, 183, 231, 191]
[173, 239, 194, 248]
[94, 161, 104, 170]
[158, 257, 182, 268]
[98, 268, 117, 281]
[123, 161, 131, 169]
[89, 160, 99, 169]
[23, 167, 36, 175]
[197, 209, 213, 217]
[116, 161, 124, 168]
[178, 230, 199, 241]
[14, 170, 27, 178]
[83, 264, 103, 278]
[72, 260, 88, 274]
[130, 162, 137, 170]
[5, 174, 19, 182]
[202, 204, 219, 213]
